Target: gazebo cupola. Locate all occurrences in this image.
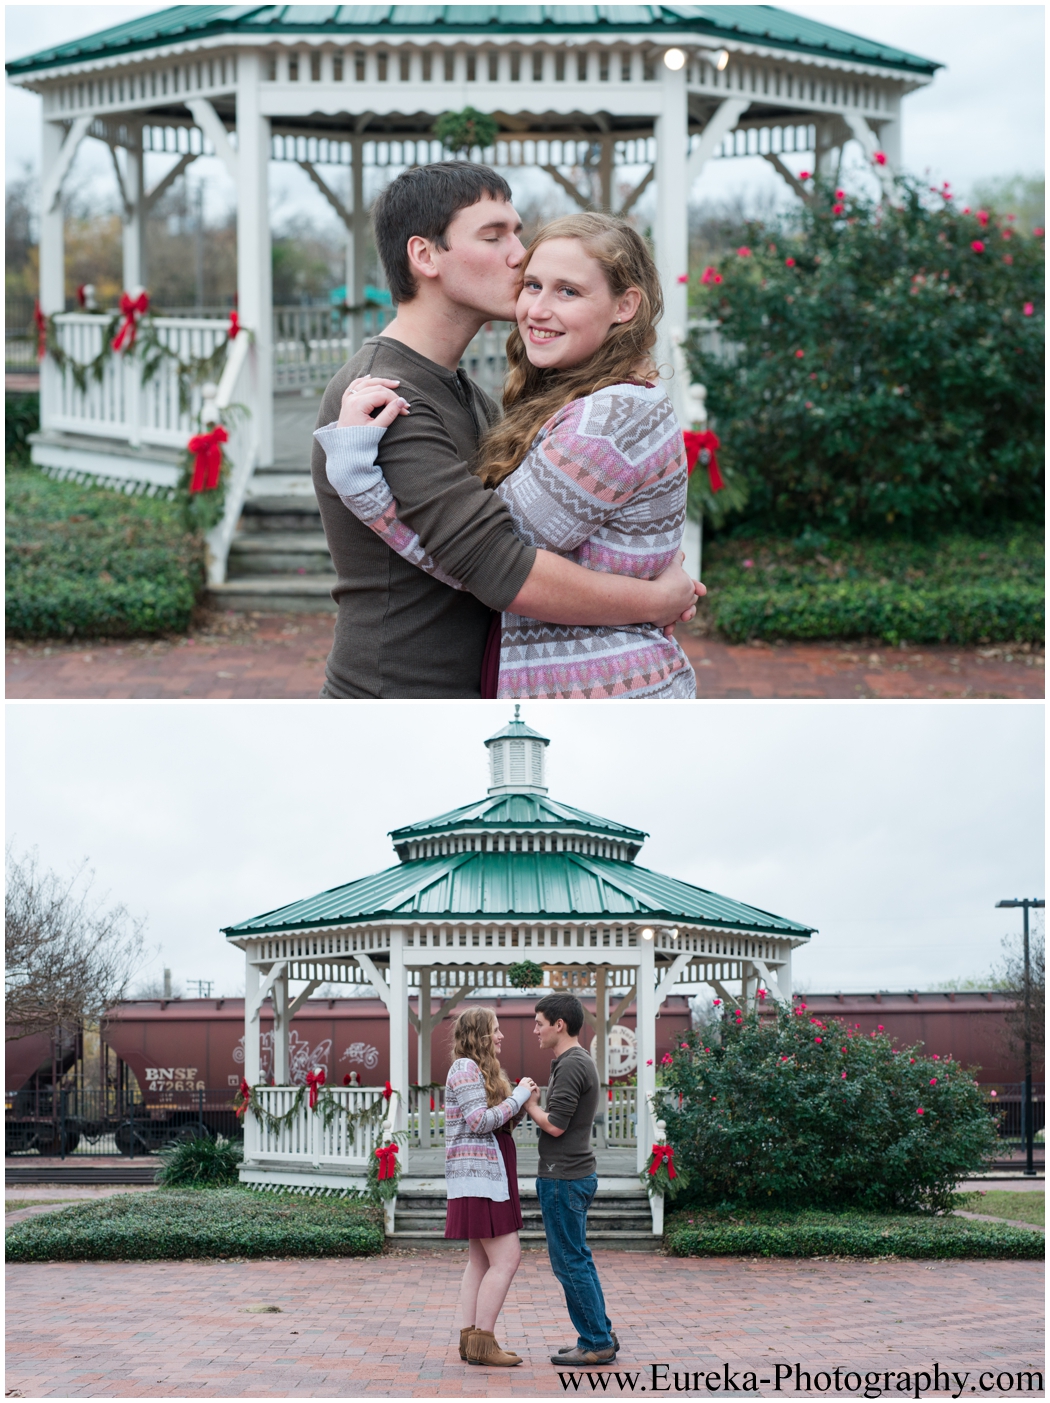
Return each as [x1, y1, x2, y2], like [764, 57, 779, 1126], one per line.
[485, 706, 549, 796]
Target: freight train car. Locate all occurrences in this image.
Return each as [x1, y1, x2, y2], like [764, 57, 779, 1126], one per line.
[798, 991, 1034, 1084]
[100, 993, 695, 1097]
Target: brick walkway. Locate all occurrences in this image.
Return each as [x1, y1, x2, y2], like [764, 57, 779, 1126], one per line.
[5, 1249, 1043, 1398]
[6, 613, 1044, 699]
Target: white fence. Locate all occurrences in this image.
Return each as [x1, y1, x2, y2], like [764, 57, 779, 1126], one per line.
[273, 306, 512, 401]
[244, 1085, 394, 1168]
[407, 1083, 637, 1148]
[44, 313, 229, 448]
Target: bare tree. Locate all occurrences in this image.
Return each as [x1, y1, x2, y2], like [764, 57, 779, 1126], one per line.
[993, 920, 1045, 1069]
[5, 847, 147, 1041]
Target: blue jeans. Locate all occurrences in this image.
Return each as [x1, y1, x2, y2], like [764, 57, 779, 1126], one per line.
[536, 1174, 613, 1352]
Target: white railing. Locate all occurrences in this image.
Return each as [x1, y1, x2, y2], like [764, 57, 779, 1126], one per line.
[272, 306, 512, 402]
[407, 1082, 637, 1147]
[245, 1084, 391, 1168]
[203, 330, 255, 585]
[43, 312, 230, 448]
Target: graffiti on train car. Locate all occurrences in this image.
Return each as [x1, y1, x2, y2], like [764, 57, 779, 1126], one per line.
[232, 1031, 334, 1086]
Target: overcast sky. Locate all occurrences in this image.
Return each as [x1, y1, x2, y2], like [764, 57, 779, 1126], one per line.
[6, 702, 1044, 1001]
[5, 5, 1044, 236]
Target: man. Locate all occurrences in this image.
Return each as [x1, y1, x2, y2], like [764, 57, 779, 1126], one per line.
[311, 161, 700, 697]
[524, 993, 617, 1366]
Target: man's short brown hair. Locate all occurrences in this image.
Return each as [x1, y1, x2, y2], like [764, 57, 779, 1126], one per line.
[534, 993, 585, 1037]
[372, 161, 514, 305]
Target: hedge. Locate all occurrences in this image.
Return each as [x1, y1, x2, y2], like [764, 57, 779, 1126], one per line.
[6, 459, 203, 639]
[665, 1208, 1044, 1260]
[4, 1188, 384, 1262]
[704, 580, 1044, 646]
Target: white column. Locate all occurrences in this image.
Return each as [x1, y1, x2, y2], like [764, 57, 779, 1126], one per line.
[417, 967, 432, 1089]
[779, 946, 793, 1005]
[349, 138, 367, 352]
[654, 61, 689, 419]
[635, 942, 656, 1174]
[236, 53, 274, 466]
[594, 966, 608, 1149]
[272, 969, 290, 1083]
[122, 128, 145, 292]
[244, 956, 262, 1084]
[388, 929, 409, 1170]
[39, 119, 67, 436]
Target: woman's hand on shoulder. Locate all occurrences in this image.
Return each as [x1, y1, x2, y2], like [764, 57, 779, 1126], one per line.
[338, 375, 411, 428]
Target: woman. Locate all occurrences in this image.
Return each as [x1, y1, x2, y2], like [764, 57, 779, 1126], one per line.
[444, 1007, 535, 1367]
[315, 213, 697, 699]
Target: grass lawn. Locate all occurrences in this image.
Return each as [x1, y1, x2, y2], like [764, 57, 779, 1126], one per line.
[4, 1187, 384, 1262]
[5, 453, 204, 640]
[695, 526, 1044, 646]
[957, 1190, 1044, 1226]
[5, 1198, 70, 1212]
[663, 1205, 1044, 1259]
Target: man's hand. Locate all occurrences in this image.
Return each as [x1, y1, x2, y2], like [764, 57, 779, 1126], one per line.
[649, 552, 705, 629]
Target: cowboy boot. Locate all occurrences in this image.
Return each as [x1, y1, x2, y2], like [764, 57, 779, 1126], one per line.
[459, 1327, 476, 1361]
[466, 1330, 522, 1367]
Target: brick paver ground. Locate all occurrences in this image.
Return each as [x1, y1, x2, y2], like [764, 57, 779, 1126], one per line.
[6, 613, 1044, 699]
[5, 1249, 1043, 1398]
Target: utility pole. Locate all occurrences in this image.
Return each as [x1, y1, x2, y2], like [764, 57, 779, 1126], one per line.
[195, 179, 205, 310]
[995, 898, 1044, 1177]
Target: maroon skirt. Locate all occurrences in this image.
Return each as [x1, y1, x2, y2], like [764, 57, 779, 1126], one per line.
[444, 1128, 523, 1239]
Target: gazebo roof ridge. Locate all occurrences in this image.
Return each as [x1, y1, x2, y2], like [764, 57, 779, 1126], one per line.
[6, 4, 942, 79]
[389, 792, 647, 844]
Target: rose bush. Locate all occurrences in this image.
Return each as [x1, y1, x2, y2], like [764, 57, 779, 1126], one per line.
[686, 175, 1044, 533]
[659, 1002, 999, 1214]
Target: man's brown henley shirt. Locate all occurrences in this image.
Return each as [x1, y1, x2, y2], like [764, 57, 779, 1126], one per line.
[311, 336, 536, 697]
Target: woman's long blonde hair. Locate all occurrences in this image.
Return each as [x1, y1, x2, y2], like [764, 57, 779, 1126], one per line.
[476, 212, 663, 490]
[452, 1006, 512, 1107]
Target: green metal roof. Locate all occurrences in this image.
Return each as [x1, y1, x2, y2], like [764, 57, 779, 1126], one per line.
[7, 5, 941, 78]
[484, 715, 549, 746]
[390, 792, 645, 843]
[223, 849, 814, 938]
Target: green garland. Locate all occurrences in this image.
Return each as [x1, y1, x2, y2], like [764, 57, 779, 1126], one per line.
[236, 1084, 390, 1139]
[433, 106, 499, 155]
[45, 309, 247, 413]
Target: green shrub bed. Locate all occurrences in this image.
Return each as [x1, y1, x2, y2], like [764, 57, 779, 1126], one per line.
[6, 457, 203, 639]
[697, 529, 1044, 644]
[664, 1208, 1043, 1259]
[4, 1188, 384, 1262]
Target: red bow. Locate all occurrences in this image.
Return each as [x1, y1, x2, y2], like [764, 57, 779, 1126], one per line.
[111, 291, 150, 352]
[374, 1142, 399, 1181]
[383, 1081, 393, 1101]
[227, 310, 241, 339]
[306, 1067, 326, 1110]
[648, 1143, 677, 1179]
[34, 301, 47, 361]
[76, 284, 87, 309]
[187, 424, 228, 493]
[235, 1078, 251, 1118]
[682, 430, 724, 492]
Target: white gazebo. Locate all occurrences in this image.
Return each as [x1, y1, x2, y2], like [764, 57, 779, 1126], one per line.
[8, 5, 938, 597]
[221, 712, 814, 1234]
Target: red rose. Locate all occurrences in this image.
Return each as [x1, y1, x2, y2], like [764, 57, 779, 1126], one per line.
[785, 257, 796, 267]
[971, 240, 985, 253]
[873, 151, 887, 166]
[832, 203, 844, 215]
[794, 349, 804, 359]
[1023, 302, 1034, 316]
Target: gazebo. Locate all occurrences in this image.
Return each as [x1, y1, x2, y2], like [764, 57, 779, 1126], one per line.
[221, 711, 814, 1233]
[8, 6, 939, 598]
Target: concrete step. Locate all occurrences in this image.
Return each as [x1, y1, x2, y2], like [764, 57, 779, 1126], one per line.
[206, 576, 337, 614]
[227, 532, 333, 577]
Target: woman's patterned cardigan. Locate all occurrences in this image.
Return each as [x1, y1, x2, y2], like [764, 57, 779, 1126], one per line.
[444, 1057, 531, 1202]
[314, 381, 696, 700]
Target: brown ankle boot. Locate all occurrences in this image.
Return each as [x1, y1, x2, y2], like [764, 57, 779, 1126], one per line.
[466, 1330, 522, 1367]
[459, 1327, 476, 1361]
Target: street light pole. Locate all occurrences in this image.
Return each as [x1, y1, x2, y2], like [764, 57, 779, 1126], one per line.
[996, 898, 1044, 1178]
